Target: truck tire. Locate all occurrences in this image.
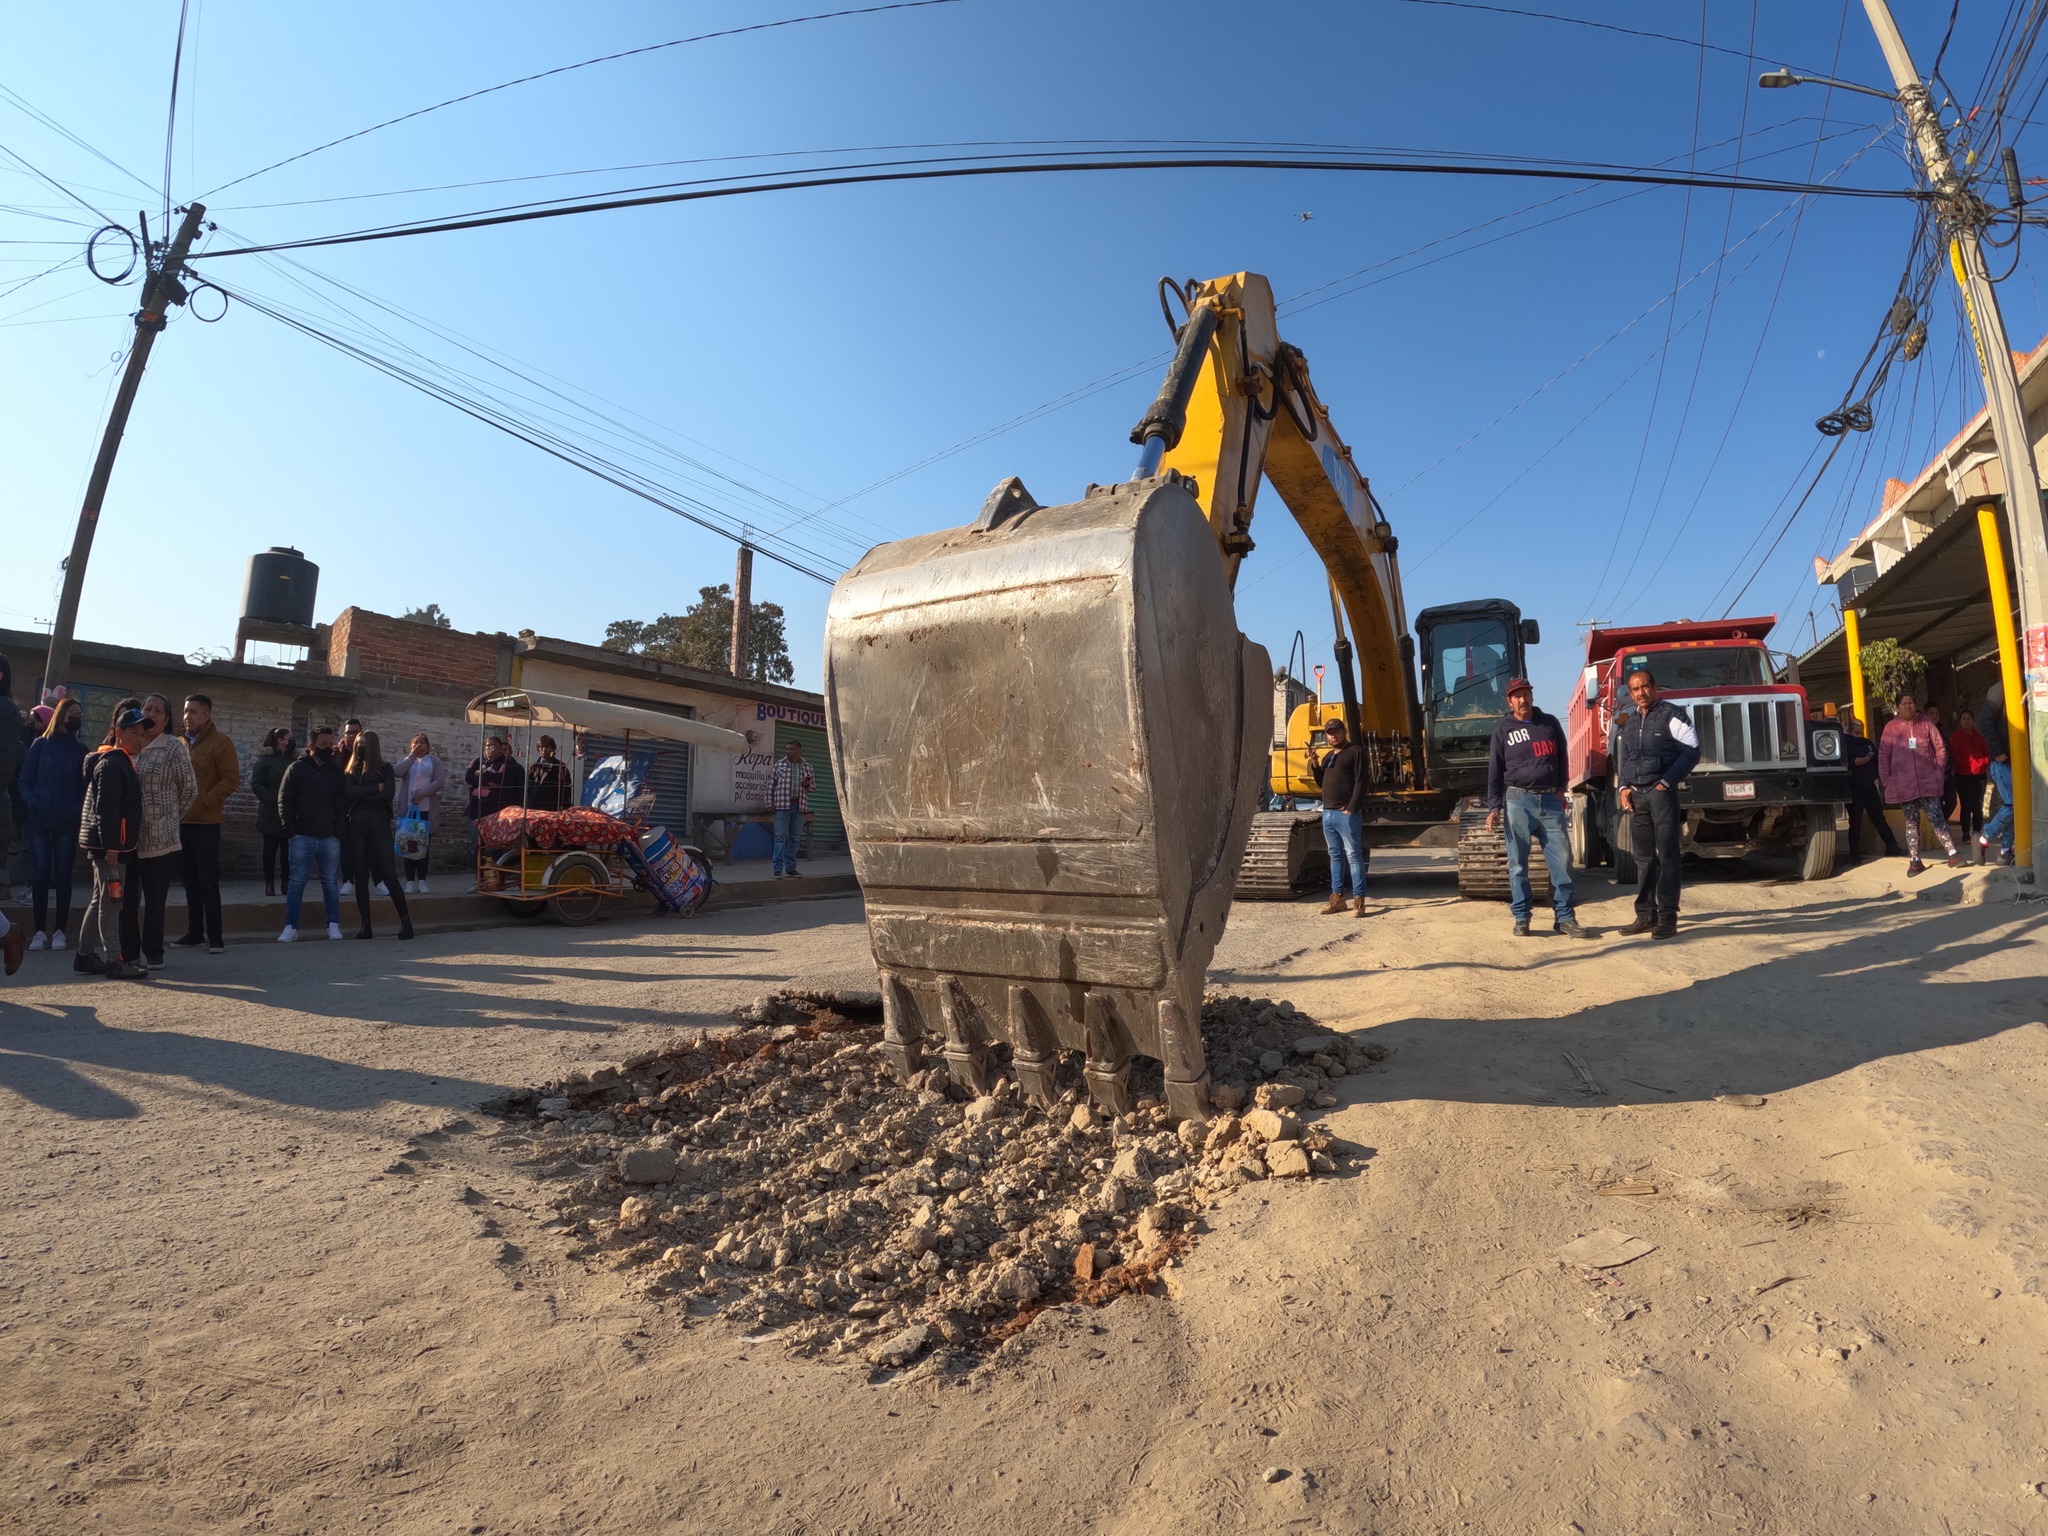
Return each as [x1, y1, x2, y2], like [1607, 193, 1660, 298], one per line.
[1798, 805, 1837, 882]
[1607, 793, 1637, 884]
[1569, 790, 1607, 869]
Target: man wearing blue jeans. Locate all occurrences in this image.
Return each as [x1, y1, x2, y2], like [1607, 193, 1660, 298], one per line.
[1311, 716, 1370, 916]
[769, 739, 815, 878]
[1978, 681, 2018, 864]
[277, 724, 347, 941]
[1485, 678, 1591, 939]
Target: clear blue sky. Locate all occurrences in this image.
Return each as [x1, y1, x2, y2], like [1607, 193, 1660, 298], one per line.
[4, 2, 2039, 713]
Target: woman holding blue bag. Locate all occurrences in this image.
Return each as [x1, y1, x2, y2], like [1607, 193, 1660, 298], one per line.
[392, 732, 445, 894]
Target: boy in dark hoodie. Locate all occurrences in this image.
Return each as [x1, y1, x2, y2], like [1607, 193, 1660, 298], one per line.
[77, 707, 148, 979]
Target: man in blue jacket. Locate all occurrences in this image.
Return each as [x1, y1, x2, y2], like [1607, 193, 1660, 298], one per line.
[1612, 668, 1700, 938]
[1485, 679, 1588, 938]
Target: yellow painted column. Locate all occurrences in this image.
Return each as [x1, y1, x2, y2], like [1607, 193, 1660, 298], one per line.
[1843, 605, 1868, 732]
[1977, 503, 2033, 867]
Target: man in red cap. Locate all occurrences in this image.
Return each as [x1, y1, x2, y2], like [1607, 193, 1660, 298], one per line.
[1485, 678, 1588, 938]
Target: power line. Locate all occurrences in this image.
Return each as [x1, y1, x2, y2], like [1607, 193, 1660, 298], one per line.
[163, 0, 192, 226]
[195, 0, 970, 200]
[187, 152, 1923, 262]
[1387, 0, 1834, 74]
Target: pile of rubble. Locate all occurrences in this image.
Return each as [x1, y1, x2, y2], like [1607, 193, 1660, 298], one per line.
[493, 990, 1384, 1370]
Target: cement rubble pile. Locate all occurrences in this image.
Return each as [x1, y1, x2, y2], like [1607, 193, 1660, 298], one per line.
[493, 989, 1384, 1369]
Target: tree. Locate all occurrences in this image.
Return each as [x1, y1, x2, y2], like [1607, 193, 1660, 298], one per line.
[602, 584, 794, 683]
[401, 603, 454, 629]
[1858, 637, 1927, 719]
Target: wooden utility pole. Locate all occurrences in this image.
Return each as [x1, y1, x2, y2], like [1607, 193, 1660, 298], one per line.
[1859, 0, 2046, 870]
[729, 542, 754, 679]
[41, 201, 207, 698]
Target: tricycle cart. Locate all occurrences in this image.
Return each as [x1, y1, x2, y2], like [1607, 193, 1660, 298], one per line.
[464, 687, 751, 924]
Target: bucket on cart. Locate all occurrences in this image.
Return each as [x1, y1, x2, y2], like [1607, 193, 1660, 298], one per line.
[625, 826, 711, 915]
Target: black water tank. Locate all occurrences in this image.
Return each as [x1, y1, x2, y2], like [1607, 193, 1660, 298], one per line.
[241, 547, 319, 628]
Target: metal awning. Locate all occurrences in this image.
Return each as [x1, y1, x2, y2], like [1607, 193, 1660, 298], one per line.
[1798, 505, 2020, 709]
[466, 687, 751, 753]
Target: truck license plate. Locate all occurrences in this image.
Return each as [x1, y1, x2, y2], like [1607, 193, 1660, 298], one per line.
[1723, 780, 1756, 800]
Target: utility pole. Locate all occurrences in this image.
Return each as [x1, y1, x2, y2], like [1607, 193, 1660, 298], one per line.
[1860, 0, 2047, 871]
[729, 542, 753, 680]
[41, 201, 207, 698]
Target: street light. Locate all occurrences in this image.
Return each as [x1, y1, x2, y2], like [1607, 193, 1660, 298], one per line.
[1756, 65, 1899, 102]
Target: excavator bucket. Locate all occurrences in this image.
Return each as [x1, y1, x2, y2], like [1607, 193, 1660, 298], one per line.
[823, 471, 1271, 1121]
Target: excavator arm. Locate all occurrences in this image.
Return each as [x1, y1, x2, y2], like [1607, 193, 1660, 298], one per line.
[1151, 273, 1416, 749]
[824, 271, 1422, 1122]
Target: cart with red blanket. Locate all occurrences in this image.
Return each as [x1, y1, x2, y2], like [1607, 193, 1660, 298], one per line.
[464, 688, 751, 924]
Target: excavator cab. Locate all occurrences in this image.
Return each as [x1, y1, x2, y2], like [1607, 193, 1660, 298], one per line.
[1416, 600, 1539, 798]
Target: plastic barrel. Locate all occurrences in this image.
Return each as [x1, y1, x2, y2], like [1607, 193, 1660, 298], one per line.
[628, 827, 708, 913]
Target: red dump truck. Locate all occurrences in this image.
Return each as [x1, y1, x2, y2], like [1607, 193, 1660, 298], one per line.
[1566, 617, 1851, 883]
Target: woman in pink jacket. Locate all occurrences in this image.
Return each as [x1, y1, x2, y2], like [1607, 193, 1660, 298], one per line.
[1878, 692, 1965, 875]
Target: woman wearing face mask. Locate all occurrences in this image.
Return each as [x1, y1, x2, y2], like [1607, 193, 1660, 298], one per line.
[18, 698, 89, 950]
[123, 694, 198, 969]
[250, 727, 296, 897]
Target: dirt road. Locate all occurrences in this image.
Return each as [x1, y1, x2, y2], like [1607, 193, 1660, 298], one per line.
[3, 855, 2044, 1534]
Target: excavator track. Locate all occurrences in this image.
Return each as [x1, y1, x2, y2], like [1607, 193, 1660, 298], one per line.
[1234, 811, 1329, 899]
[1454, 800, 1556, 903]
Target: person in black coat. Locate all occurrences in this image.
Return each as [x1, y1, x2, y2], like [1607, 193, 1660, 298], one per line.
[77, 708, 148, 979]
[277, 724, 349, 940]
[528, 735, 573, 811]
[342, 731, 413, 940]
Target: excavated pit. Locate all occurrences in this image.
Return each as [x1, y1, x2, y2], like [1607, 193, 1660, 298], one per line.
[489, 989, 1385, 1374]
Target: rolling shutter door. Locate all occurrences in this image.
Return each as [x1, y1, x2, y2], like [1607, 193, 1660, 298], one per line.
[774, 721, 843, 852]
[579, 731, 692, 836]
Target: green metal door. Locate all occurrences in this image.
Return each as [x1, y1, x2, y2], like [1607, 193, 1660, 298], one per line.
[773, 721, 843, 853]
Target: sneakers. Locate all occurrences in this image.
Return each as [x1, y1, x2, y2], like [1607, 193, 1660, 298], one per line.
[1321, 894, 1346, 915]
[50, 930, 66, 951]
[278, 925, 298, 943]
[415, 880, 430, 895]
[1906, 859, 1925, 878]
[171, 934, 204, 949]
[1945, 853, 1968, 869]
[1556, 917, 1594, 939]
[339, 881, 355, 896]
[208, 945, 225, 955]
[326, 922, 344, 941]
[28, 931, 47, 951]
[1617, 916, 1656, 936]
[145, 956, 167, 971]
[1512, 916, 1531, 936]
[105, 958, 149, 980]
[73, 951, 106, 974]
[373, 882, 388, 896]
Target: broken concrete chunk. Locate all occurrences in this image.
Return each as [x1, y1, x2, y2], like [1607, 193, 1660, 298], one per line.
[618, 1145, 679, 1184]
[1263, 1142, 1313, 1179]
[815, 1147, 860, 1176]
[1242, 1108, 1303, 1144]
[1254, 1082, 1307, 1110]
[866, 1322, 933, 1368]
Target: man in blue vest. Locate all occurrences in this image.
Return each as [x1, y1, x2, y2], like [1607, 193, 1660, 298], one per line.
[1612, 667, 1700, 938]
[1485, 678, 1589, 938]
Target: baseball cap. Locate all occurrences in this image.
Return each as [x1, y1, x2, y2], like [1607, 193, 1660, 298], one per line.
[1506, 678, 1533, 695]
[115, 707, 148, 730]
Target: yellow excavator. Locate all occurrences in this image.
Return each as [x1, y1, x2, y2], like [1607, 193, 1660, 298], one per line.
[823, 272, 1539, 1120]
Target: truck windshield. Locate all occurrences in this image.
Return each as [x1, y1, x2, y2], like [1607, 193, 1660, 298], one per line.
[1428, 616, 1514, 763]
[1619, 647, 1767, 690]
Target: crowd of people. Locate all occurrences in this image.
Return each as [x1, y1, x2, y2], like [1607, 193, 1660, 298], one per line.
[0, 657, 568, 977]
[1838, 683, 2020, 872]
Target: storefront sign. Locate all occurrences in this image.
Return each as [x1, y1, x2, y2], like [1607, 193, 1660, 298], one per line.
[754, 701, 827, 729]
[732, 749, 777, 807]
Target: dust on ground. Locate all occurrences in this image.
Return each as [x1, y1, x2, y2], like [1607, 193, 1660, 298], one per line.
[1, 851, 2045, 1534]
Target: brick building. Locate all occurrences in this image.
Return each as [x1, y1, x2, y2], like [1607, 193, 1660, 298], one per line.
[4, 606, 838, 882]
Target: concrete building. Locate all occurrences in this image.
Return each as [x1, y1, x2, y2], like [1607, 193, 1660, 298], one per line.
[3, 606, 838, 883]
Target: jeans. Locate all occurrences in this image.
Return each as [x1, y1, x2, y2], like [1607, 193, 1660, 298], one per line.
[178, 822, 224, 946]
[1503, 789, 1574, 922]
[26, 818, 79, 933]
[772, 806, 805, 874]
[79, 852, 130, 960]
[348, 822, 412, 932]
[122, 852, 178, 964]
[1983, 760, 2016, 850]
[285, 835, 342, 928]
[1846, 780, 1900, 857]
[1321, 809, 1369, 897]
[1628, 785, 1684, 922]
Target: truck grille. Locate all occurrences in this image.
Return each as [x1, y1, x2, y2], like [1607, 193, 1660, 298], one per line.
[1691, 696, 1803, 768]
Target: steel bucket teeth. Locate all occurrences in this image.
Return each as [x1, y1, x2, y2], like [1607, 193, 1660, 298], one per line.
[824, 473, 1271, 1121]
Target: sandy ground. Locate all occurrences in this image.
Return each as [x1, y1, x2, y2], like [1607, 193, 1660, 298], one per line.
[2, 853, 2045, 1535]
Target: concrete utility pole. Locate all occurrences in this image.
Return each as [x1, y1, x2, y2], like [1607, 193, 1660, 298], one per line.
[729, 542, 754, 680]
[41, 201, 207, 698]
[1860, 0, 2047, 871]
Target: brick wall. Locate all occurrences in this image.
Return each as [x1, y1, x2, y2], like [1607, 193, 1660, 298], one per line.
[330, 608, 510, 699]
